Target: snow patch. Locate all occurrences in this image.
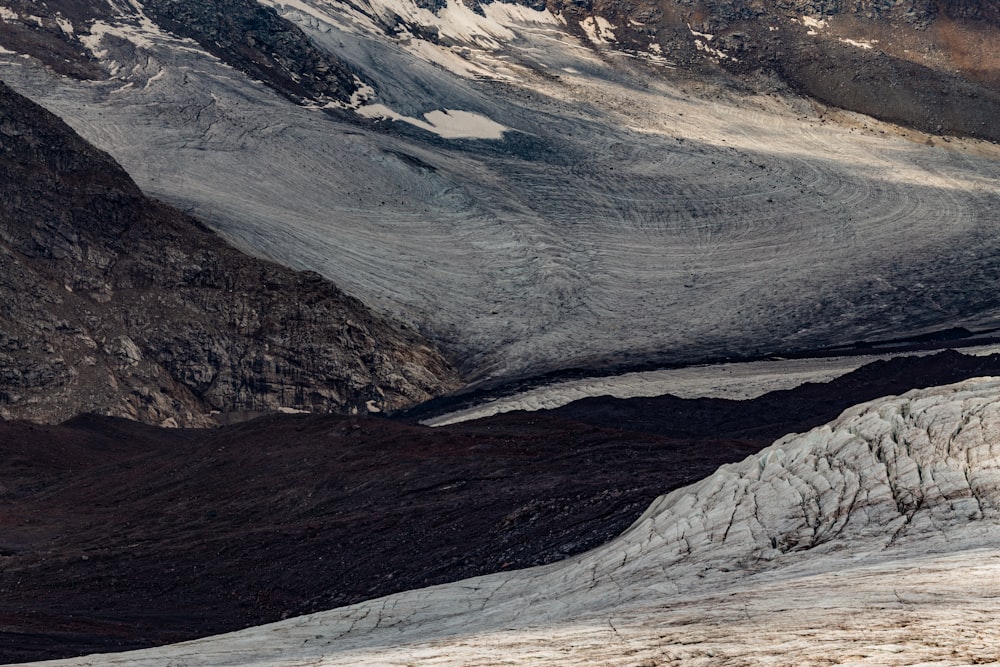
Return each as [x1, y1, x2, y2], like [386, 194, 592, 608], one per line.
[840, 37, 876, 49]
[687, 23, 714, 40]
[579, 16, 616, 45]
[307, 77, 376, 111]
[265, 0, 561, 79]
[0, 7, 17, 21]
[798, 15, 827, 35]
[79, 19, 156, 60]
[695, 38, 734, 61]
[356, 104, 509, 139]
[688, 23, 732, 60]
[264, 0, 340, 28]
[401, 38, 496, 79]
[55, 16, 74, 35]
[142, 67, 166, 90]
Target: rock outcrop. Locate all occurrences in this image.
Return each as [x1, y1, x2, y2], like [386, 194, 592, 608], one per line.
[0, 80, 459, 425]
[141, 0, 363, 105]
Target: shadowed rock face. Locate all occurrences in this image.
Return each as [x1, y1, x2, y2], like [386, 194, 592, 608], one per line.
[0, 351, 997, 663]
[546, 349, 1000, 441]
[0, 80, 459, 425]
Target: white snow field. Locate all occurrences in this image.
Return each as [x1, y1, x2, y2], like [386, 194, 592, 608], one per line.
[21, 377, 1000, 666]
[1, 0, 999, 384]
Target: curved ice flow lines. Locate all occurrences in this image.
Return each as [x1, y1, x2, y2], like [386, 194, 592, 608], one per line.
[2, 0, 999, 382]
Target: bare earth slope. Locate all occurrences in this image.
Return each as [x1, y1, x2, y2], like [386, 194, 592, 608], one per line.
[0, 80, 459, 425]
[19, 376, 1000, 666]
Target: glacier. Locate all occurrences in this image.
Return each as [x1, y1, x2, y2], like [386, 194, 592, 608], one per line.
[1, 0, 999, 385]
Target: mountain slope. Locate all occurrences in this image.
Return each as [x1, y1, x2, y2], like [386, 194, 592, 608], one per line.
[0, 80, 459, 425]
[552, 0, 1000, 142]
[25, 376, 1000, 666]
[0, 0, 361, 104]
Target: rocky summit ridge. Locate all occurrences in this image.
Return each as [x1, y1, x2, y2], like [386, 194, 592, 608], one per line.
[0, 80, 459, 426]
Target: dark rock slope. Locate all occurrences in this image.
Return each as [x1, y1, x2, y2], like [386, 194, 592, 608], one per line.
[553, 0, 1000, 142]
[0, 80, 459, 426]
[1, 350, 999, 663]
[548, 348, 1000, 441]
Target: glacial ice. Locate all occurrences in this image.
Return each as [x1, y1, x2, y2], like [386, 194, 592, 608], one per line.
[2, 0, 999, 384]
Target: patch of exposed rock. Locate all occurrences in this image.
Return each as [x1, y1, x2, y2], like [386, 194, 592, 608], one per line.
[0, 80, 459, 426]
[0, 1, 106, 80]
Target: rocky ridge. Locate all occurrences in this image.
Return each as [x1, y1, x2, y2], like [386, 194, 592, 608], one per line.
[140, 0, 363, 106]
[0, 80, 459, 426]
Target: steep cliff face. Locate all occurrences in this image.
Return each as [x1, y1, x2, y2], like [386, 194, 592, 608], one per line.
[0, 81, 460, 426]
